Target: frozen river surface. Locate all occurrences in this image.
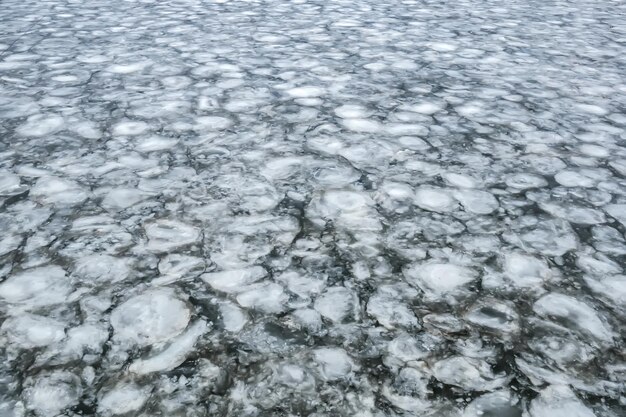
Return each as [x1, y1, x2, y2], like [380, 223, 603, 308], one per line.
[1, 0, 625, 416]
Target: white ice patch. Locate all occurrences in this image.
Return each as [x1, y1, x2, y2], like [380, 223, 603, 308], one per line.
[428, 42, 458, 51]
[432, 356, 507, 391]
[384, 123, 428, 136]
[101, 188, 151, 211]
[0, 265, 71, 308]
[605, 204, 626, 227]
[505, 173, 548, 190]
[402, 101, 444, 115]
[1, 313, 66, 348]
[313, 347, 356, 381]
[453, 189, 499, 214]
[314, 286, 359, 323]
[382, 368, 431, 412]
[385, 333, 438, 370]
[396, 136, 430, 151]
[577, 253, 622, 276]
[312, 164, 360, 187]
[366, 294, 419, 329]
[583, 275, 626, 310]
[66, 215, 133, 255]
[286, 86, 325, 98]
[0, 171, 23, 195]
[153, 254, 205, 286]
[341, 118, 382, 133]
[375, 182, 415, 214]
[456, 102, 485, 118]
[292, 308, 323, 331]
[219, 301, 248, 332]
[0, 234, 21, 257]
[443, 172, 478, 189]
[276, 271, 325, 299]
[129, 320, 207, 375]
[30, 176, 88, 206]
[194, 115, 233, 131]
[260, 156, 304, 181]
[307, 190, 382, 232]
[144, 219, 201, 252]
[23, 371, 82, 416]
[136, 135, 178, 152]
[574, 103, 608, 116]
[579, 144, 609, 158]
[501, 252, 551, 289]
[16, 114, 64, 137]
[201, 267, 266, 293]
[554, 170, 596, 188]
[609, 159, 626, 176]
[58, 323, 109, 361]
[72, 254, 130, 286]
[464, 300, 519, 335]
[98, 382, 151, 415]
[236, 282, 288, 313]
[112, 120, 149, 136]
[462, 391, 519, 417]
[539, 202, 606, 225]
[71, 120, 102, 139]
[106, 61, 151, 74]
[533, 293, 613, 343]
[334, 104, 371, 119]
[527, 385, 595, 417]
[76, 54, 109, 63]
[110, 288, 190, 347]
[404, 262, 477, 297]
[414, 187, 457, 212]
[503, 218, 578, 256]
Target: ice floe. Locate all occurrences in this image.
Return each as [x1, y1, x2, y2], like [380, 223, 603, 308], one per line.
[110, 288, 190, 347]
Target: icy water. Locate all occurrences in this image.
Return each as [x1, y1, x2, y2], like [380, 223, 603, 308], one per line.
[0, 0, 625, 416]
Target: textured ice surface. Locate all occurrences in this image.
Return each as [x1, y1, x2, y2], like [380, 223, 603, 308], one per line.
[110, 288, 190, 347]
[533, 293, 613, 344]
[404, 262, 478, 298]
[97, 382, 151, 416]
[528, 385, 595, 417]
[1, 313, 66, 348]
[129, 320, 208, 375]
[462, 391, 520, 417]
[314, 286, 359, 323]
[414, 187, 457, 212]
[0, 0, 625, 415]
[0, 266, 71, 308]
[313, 347, 356, 381]
[23, 371, 82, 416]
[201, 267, 267, 293]
[144, 220, 201, 253]
[72, 254, 130, 286]
[432, 356, 508, 391]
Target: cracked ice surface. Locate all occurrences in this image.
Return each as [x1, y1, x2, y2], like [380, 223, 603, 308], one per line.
[0, 0, 625, 416]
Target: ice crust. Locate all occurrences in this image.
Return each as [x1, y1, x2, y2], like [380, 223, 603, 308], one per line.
[0, 0, 624, 415]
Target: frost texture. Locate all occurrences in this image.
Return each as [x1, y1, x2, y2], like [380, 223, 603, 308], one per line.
[0, 0, 624, 415]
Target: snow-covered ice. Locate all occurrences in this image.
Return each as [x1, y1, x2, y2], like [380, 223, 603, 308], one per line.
[0, 266, 72, 308]
[533, 293, 614, 344]
[432, 356, 508, 391]
[201, 266, 267, 293]
[110, 288, 190, 347]
[528, 385, 596, 417]
[23, 371, 82, 416]
[404, 262, 478, 298]
[97, 382, 151, 415]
